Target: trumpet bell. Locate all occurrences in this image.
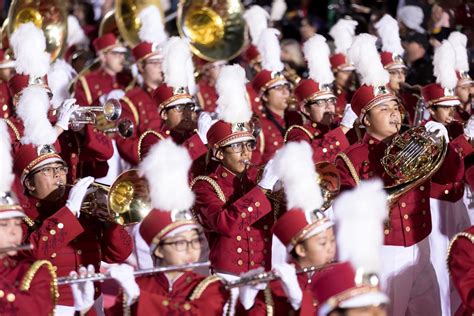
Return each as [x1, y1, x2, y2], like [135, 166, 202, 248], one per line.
[103, 99, 122, 121]
[315, 162, 341, 212]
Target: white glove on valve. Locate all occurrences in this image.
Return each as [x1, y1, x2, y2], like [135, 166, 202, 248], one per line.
[56, 98, 78, 131]
[258, 159, 279, 191]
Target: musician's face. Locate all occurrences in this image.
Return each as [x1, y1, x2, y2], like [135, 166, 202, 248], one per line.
[301, 97, 337, 126]
[154, 229, 202, 267]
[101, 50, 125, 74]
[161, 103, 197, 132]
[140, 58, 163, 88]
[455, 84, 472, 105]
[363, 100, 402, 141]
[0, 218, 23, 258]
[25, 163, 68, 200]
[263, 84, 291, 113]
[335, 70, 354, 89]
[295, 227, 336, 268]
[0, 67, 15, 81]
[215, 140, 255, 175]
[329, 305, 387, 316]
[388, 68, 406, 92]
[429, 105, 456, 125]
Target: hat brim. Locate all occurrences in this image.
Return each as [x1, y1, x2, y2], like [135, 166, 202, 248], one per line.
[0, 61, 15, 69]
[318, 291, 389, 316]
[22, 157, 65, 183]
[0, 210, 25, 220]
[434, 99, 460, 107]
[109, 46, 128, 53]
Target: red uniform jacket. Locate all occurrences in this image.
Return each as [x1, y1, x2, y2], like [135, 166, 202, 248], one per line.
[192, 165, 274, 275]
[447, 226, 474, 316]
[21, 194, 133, 305]
[335, 133, 472, 247]
[0, 256, 56, 315]
[197, 81, 218, 112]
[259, 110, 286, 164]
[0, 79, 12, 119]
[285, 122, 350, 163]
[334, 86, 352, 117]
[107, 271, 229, 315]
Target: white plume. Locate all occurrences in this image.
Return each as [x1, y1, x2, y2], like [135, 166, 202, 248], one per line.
[374, 14, 404, 56]
[329, 19, 358, 54]
[448, 31, 469, 73]
[48, 59, 77, 109]
[0, 121, 14, 193]
[16, 86, 57, 145]
[139, 138, 195, 211]
[138, 5, 168, 44]
[433, 40, 458, 90]
[10, 22, 50, 78]
[303, 34, 334, 85]
[162, 37, 192, 89]
[67, 15, 89, 47]
[273, 142, 323, 213]
[257, 28, 284, 72]
[244, 5, 269, 45]
[348, 33, 389, 86]
[216, 64, 252, 123]
[334, 179, 387, 274]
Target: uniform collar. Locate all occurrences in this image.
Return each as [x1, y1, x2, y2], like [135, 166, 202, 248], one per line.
[215, 165, 250, 187]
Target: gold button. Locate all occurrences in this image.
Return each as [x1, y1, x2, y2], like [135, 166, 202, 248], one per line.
[236, 235, 242, 241]
[57, 223, 64, 229]
[6, 293, 15, 302]
[384, 229, 390, 235]
[237, 259, 243, 266]
[369, 139, 374, 145]
[419, 186, 425, 191]
[77, 249, 83, 255]
[221, 172, 227, 178]
[330, 145, 334, 149]
[263, 225, 268, 230]
[162, 299, 169, 306]
[237, 247, 242, 253]
[50, 229, 56, 235]
[250, 261, 255, 266]
[401, 202, 406, 208]
[273, 141, 278, 146]
[405, 226, 411, 232]
[71, 153, 77, 159]
[0, 290, 4, 298]
[241, 212, 247, 218]
[183, 303, 191, 311]
[250, 250, 254, 255]
[255, 201, 261, 207]
[403, 214, 409, 220]
[51, 253, 57, 258]
[249, 237, 254, 242]
[322, 148, 328, 153]
[3, 113, 7, 118]
[312, 123, 317, 128]
[444, 189, 449, 195]
[248, 206, 253, 212]
[335, 141, 340, 146]
[255, 97, 260, 102]
[2, 104, 7, 111]
[246, 227, 251, 232]
[42, 236, 48, 242]
[165, 130, 170, 135]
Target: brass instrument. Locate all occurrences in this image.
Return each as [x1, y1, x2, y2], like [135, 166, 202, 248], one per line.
[316, 162, 341, 212]
[177, 0, 246, 62]
[225, 262, 334, 289]
[57, 261, 210, 285]
[400, 82, 425, 126]
[68, 99, 122, 132]
[7, 0, 68, 61]
[74, 169, 151, 225]
[0, 244, 33, 253]
[382, 126, 448, 205]
[103, 119, 135, 138]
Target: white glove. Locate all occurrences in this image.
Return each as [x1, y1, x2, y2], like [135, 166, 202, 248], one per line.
[70, 265, 95, 314]
[56, 98, 79, 131]
[99, 89, 125, 105]
[270, 0, 287, 21]
[425, 121, 449, 144]
[197, 112, 216, 145]
[340, 104, 357, 129]
[66, 177, 95, 216]
[464, 116, 474, 139]
[238, 267, 267, 310]
[258, 159, 279, 191]
[108, 264, 140, 306]
[273, 263, 302, 310]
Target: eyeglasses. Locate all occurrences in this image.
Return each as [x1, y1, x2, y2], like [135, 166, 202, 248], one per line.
[223, 141, 257, 153]
[160, 236, 204, 252]
[164, 102, 196, 113]
[32, 165, 68, 177]
[307, 97, 337, 108]
[269, 83, 291, 92]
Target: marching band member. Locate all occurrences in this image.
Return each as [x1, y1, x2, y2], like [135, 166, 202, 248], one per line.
[238, 142, 336, 315]
[116, 37, 209, 169]
[0, 121, 58, 316]
[447, 225, 474, 315]
[285, 34, 355, 162]
[251, 28, 294, 164]
[105, 139, 229, 315]
[195, 57, 226, 112]
[334, 33, 472, 316]
[0, 49, 15, 119]
[328, 19, 358, 116]
[118, 6, 167, 145]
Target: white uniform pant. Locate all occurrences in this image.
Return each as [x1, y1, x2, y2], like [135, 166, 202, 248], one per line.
[380, 238, 441, 316]
[429, 198, 469, 316]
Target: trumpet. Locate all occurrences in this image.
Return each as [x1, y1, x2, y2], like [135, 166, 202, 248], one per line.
[102, 119, 134, 138]
[0, 244, 33, 253]
[57, 261, 211, 285]
[69, 99, 122, 131]
[225, 262, 335, 289]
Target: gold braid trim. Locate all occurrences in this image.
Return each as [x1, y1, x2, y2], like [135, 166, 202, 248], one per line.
[20, 260, 59, 309]
[2, 118, 21, 141]
[263, 286, 274, 316]
[284, 125, 314, 142]
[447, 231, 474, 273]
[22, 216, 35, 228]
[78, 76, 93, 105]
[336, 153, 360, 185]
[121, 96, 140, 126]
[190, 176, 226, 203]
[189, 275, 222, 300]
[137, 130, 165, 161]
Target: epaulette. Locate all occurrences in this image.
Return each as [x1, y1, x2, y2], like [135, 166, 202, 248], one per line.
[137, 130, 165, 161]
[20, 260, 59, 309]
[336, 152, 360, 185]
[189, 275, 222, 300]
[190, 176, 226, 203]
[284, 124, 314, 142]
[447, 231, 474, 272]
[121, 96, 140, 125]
